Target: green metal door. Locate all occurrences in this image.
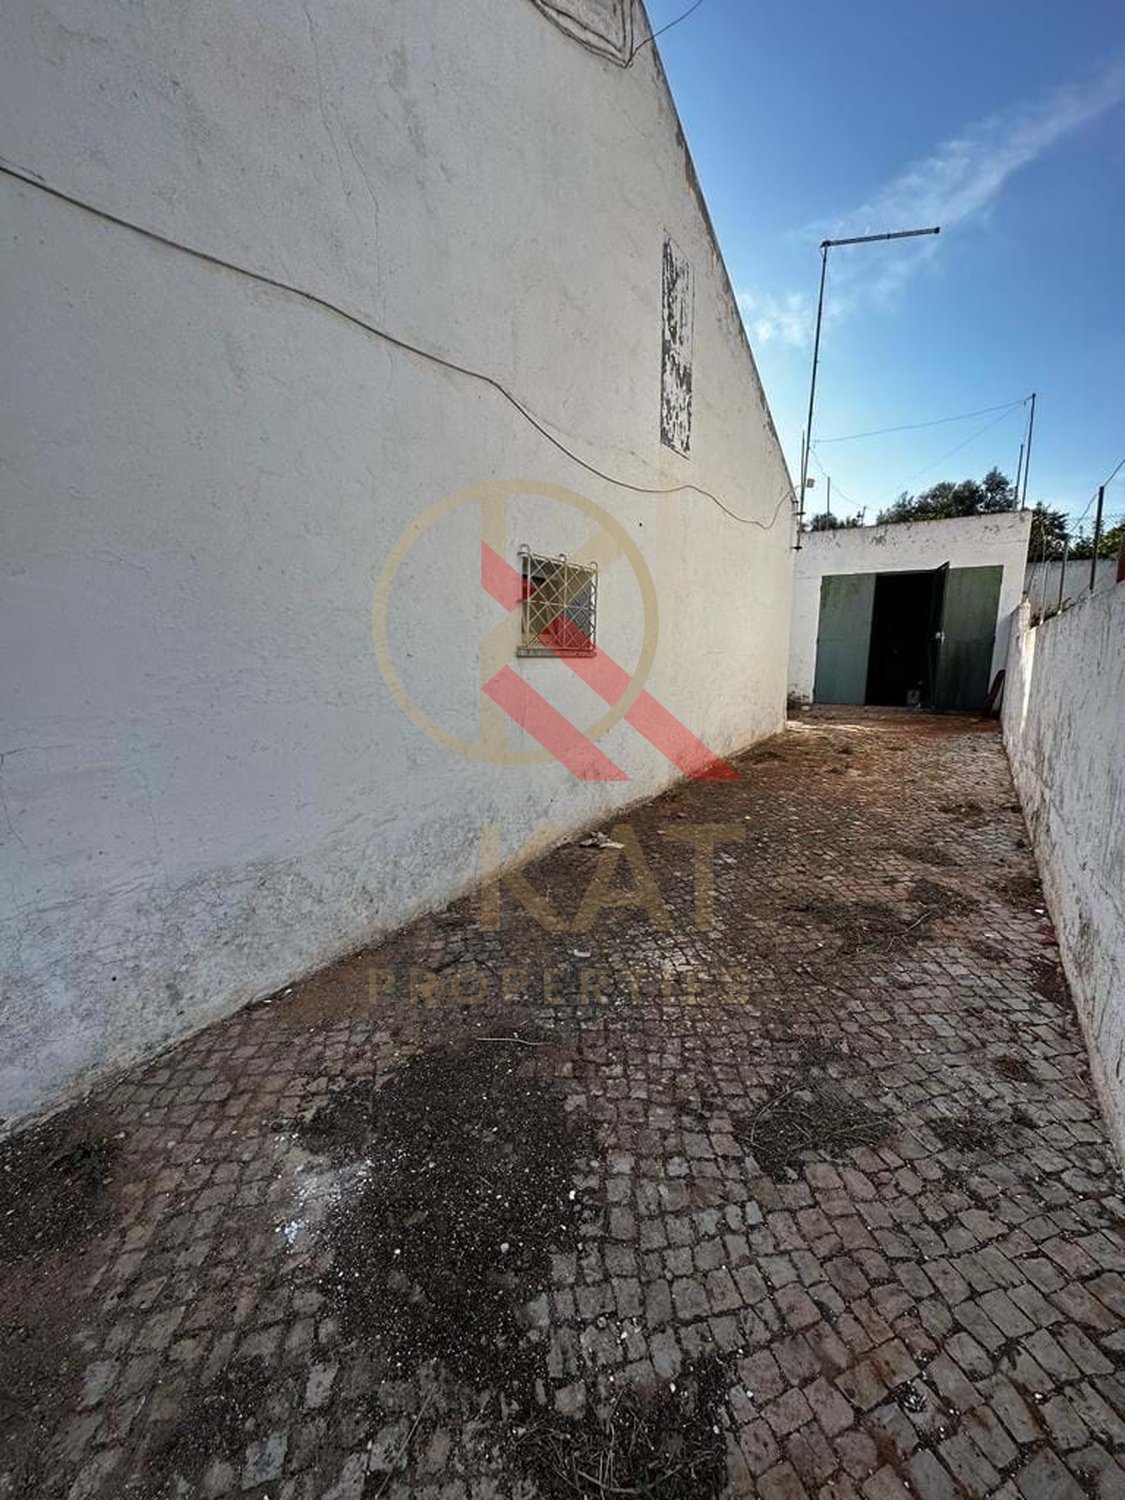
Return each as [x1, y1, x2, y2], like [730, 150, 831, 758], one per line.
[933, 565, 1003, 711]
[813, 572, 876, 704]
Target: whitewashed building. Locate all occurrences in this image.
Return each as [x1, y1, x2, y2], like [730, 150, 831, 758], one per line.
[0, 0, 794, 1123]
[788, 513, 1031, 709]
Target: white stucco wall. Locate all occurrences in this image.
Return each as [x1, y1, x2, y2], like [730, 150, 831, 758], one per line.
[1003, 589, 1125, 1162]
[1024, 558, 1117, 620]
[0, 0, 794, 1124]
[788, 513, 1031, 703]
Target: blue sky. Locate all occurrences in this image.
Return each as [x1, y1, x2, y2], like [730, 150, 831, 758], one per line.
[649, 0, 1125, 532]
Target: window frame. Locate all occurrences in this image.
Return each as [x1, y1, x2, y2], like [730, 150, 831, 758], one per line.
[517, 547, 598, 658]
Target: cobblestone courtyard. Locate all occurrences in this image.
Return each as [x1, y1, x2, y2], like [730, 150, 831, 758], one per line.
[3, 710, 1124, 1499]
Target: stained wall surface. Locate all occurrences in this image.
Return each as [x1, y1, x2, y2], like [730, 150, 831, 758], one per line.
[1004, 588, 1125, 1161]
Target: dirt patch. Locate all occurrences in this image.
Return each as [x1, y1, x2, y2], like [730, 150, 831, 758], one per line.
[143, 1358, 274, 1491]
[0, 1108, 121, 1263]
[910, 877, 976, 918]
[291, 1074, 381, 1161]
[794, 1037, 853, 1071]
[1030, 958, 1069, 1007]
[969, 939, 1006, 964]
[932, 1113, 998, 1153]
[742, 745, 783, 765]
[765, 1031, 859, 1075]
[939, 799, 988, 826]
[993, 1054, 1036, 1083]
[789, 890, 953, 957]
[0, 1316, 84, 1498]
[789, 895, 911, 956]
[303, 1038, 588, 1395]
[0, 1108, 127, 1496]
[999, 874, 1044, 908]
[896, 843, 955, 868]
[267, 952, 375, 1029]
[516, 1356, 730, 1500]
[733, 1077, 893, 1181]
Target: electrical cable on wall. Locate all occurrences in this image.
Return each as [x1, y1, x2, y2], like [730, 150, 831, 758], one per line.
[0, 159, 789, 530]
[531, 0, 706, 68]
[629, 0, 705, 61]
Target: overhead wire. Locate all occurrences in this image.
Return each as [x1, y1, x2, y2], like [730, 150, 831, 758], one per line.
[1070, 491, 1098, 533]
[808, 449, 864, 518]
[628, 0, 706, 62]
[1063, 458, 1124, 541]
[815, 397, 1027, 445]
[881, 403, 1026, 501]
[0, 158, 788, 530]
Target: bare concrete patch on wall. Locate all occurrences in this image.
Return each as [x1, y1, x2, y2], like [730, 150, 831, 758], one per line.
[661, 235, 693, 455]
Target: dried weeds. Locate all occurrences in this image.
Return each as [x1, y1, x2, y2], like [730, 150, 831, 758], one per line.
[999, 874, 1044, 908]
[516, 1358, 730, 1500]
[932, 1113, 998, 1153]
[733, 1077, 892, 1180]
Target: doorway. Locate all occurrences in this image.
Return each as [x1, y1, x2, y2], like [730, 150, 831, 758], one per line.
[864, 571, 939, 706]
[812, 564, 1004, 710]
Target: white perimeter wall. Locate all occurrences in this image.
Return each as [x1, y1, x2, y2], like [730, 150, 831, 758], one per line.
[0, 0, 794, 1125]
[1024, 558, 1117, 620]
[1003, 589, 1125, 1162]
[789, 513, 1031, 703]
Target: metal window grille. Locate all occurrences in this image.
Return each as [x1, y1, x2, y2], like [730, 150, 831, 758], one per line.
[517, 548, 597, 657]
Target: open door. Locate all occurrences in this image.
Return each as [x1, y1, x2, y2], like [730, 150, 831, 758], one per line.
[933, 565, 1003, 711]
[813, 573, 876, 703]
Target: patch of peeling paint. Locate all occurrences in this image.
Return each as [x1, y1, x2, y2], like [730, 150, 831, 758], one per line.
[660, 235, 693, 456]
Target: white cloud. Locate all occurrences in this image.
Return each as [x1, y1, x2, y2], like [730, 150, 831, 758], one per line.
[744, 60, 1125, 341]
[736, 288, 811, 348]
[844, 61, 1125, 244]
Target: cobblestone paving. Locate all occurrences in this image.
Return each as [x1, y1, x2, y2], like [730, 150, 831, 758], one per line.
[3, 710, 1124, 1499]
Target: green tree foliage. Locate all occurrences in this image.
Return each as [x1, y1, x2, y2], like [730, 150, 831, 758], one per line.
[1028, 504, 1071, 561]
[808, 512, 862, 531]
[875, 469, 1077, 561]
[876, 467, 1016, 525]
[1070, 520, 1125, 560]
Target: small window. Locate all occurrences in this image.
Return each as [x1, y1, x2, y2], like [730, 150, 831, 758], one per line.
[518, 548, 597, 657]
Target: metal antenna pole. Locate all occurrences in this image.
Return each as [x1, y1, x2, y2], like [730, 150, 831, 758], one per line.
[1013, 441, 1024, 505]
[794, 225, 939, 551]
[796, 244, 829, 549]
[1090, 485, 1105, 591]
[1020, 393, 1037, 509]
